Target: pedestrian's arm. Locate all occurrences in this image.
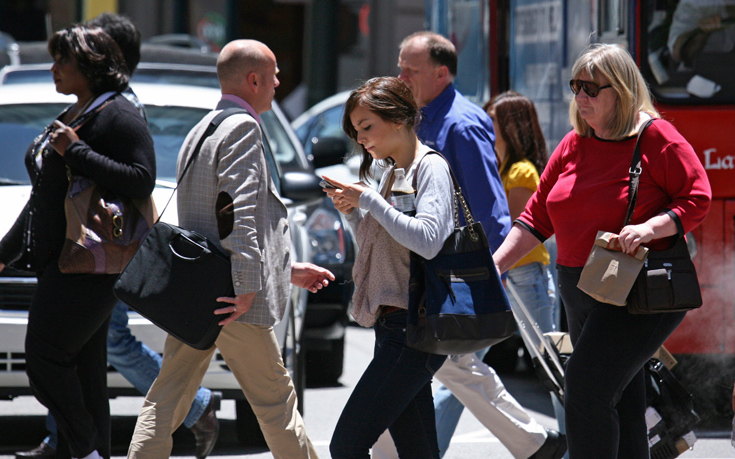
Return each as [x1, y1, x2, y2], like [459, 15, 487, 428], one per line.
[493, 224, 542, 274]
[217, 116, 264, 295]
[291, 262, 335, 293]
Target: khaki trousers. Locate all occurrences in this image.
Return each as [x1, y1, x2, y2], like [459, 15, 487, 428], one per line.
[127, 322, 318, 459]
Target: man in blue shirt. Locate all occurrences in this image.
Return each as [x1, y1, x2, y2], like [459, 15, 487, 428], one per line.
[398, 32, 509, 253]
[371, 31, 566, 459]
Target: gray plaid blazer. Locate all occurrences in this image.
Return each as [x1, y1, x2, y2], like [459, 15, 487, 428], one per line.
[176, 99, 291, 326]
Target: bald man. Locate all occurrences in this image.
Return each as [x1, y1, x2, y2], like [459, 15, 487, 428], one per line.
[127, 40, 332, 459]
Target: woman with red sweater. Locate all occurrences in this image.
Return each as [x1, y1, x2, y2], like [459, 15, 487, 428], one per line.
[493, 43, 711, 459]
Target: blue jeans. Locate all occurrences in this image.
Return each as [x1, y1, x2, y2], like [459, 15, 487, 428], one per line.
[330, 309, 446, 459]
[44, 302, 211, 448]
[434, 263, 558, 456]
[558, 265, 686, 459]
[507, 262, 556, 334]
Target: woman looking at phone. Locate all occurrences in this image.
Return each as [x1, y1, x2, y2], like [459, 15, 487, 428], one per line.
[323, 76, 454, 459]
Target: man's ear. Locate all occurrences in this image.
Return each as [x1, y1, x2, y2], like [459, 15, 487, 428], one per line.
[246, 71, 259, 92]
[436, 65, 449, 83]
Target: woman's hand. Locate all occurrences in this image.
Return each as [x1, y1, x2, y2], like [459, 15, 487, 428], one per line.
[619, 213, 679, 254]
[322, 175, 367, 215]
[618, 223, 655, 254]
[49, 120, 78, 156]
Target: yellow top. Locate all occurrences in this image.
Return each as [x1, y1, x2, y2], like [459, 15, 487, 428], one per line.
[502, 159, 550, 268]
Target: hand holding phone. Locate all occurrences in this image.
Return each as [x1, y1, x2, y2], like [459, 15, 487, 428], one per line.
[319, 179, 341, 190]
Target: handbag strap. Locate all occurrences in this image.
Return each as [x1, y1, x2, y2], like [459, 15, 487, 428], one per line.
[411, 150, 479, 241]
[155, 107, 249, 221]
[623, 118, 655, 227]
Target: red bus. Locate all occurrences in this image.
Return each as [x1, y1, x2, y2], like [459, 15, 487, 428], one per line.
[430, 0, 735, 427]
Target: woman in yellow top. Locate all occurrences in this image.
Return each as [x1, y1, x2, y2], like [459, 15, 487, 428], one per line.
[484, 91, 556, 333]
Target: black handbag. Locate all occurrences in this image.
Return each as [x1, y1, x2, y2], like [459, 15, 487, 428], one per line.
[113, 108, 246, 350]
[407, 152, 517, 355]
[622, 119, 702, 314]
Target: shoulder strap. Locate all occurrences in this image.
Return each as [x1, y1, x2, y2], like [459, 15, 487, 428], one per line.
[157, 107, 249, 221]
[623, 118, 655, 227]
[411, 150, 477, 237]
[177, 108, 249, 185]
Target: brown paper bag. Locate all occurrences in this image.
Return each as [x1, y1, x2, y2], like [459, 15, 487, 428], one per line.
[577, 231, 649, 306]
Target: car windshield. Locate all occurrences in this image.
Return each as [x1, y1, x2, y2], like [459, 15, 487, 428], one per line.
[294, 104, 347, 157]
[0, 102, 303, 186]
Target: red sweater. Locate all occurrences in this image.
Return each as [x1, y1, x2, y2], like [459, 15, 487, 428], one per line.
[519, 119, 711, 267]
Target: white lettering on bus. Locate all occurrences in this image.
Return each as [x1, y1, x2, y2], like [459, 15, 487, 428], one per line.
[704, 148, 735, 170]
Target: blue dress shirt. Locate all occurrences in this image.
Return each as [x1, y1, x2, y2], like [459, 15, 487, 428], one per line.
[416, 84, 511, 253]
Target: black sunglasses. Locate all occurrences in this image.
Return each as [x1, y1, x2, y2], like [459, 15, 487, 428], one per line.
[569, 79, 612, 97]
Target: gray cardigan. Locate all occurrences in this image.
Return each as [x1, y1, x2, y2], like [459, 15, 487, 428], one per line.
[346, 145, 454, 326]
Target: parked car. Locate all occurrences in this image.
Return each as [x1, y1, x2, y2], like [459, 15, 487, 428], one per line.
[0, 77, 326, 446]
[292, 90, 358, 184]
[1, 59, 355, 389]
[145, 34, 212, 53]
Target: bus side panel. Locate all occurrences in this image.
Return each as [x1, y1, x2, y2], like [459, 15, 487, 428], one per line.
[665, 203, 726, 354]
[657, 107, 735, 200]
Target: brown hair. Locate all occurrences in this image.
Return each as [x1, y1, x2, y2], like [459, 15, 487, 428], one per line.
[342, 77, 420, 181]
[483, 91, 547, 178]
[48, 25, 129, 95]
[400, 31, 457, 76]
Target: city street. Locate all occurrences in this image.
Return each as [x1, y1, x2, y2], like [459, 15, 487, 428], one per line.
[0, 324, 732, 458]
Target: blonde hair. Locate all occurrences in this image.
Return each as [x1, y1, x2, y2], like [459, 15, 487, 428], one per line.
[569, 43, 659, 139]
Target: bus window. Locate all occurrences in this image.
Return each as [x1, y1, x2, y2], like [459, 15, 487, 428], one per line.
[642, 0, 735, 104]
[598, 0, 627, 43]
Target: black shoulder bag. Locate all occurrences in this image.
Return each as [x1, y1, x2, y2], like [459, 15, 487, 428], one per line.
[406, 151, 516, 355]
[114, 108, 247, 350]
[626, 120, 703, 314]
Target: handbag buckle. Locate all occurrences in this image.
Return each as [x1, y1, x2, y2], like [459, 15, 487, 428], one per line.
[629, 165, 642, 177]
[663, 262, 672, 280]
[113, 212, 124, 238]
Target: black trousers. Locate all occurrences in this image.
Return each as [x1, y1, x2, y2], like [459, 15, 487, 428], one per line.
[557, 265, 686, 459]
[25, 262, 118, 459]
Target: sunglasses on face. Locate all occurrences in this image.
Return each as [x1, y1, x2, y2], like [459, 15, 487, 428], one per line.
[569, 79, 612, 97]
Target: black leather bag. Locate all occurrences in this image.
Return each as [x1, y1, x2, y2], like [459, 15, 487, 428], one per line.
[113, 222, 233, 349]
[113, 108, 246, 349]
[407, 152, 517, 355]
[626, 237, 702, 314]
[619, 119, 702, 314]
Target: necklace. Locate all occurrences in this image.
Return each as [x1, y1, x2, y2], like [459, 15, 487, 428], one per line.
[68, 96, 95, 123]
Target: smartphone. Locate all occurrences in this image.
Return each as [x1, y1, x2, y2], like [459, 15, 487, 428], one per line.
[319, 179, 341, 190]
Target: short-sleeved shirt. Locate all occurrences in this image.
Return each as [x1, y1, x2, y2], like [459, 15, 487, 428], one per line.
[502, 159, 549, 268]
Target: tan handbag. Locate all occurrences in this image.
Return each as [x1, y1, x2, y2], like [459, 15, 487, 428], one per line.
[56, 96, 158, 274]
[58, 176, 157, 274]
[577, 231, 649, 306]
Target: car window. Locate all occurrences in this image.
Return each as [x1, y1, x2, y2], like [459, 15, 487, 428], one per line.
[131, 69, 220, 88]
[297, 104, 348, 156]
[261, 110, 301, 172]
[0, 103, 66, 184]
[0, 102, 294, 191]
[144, 105, 210, 182]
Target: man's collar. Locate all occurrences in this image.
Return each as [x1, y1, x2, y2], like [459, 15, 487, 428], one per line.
[221, 94, 261, 124]
[421, 83, 455, 121]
